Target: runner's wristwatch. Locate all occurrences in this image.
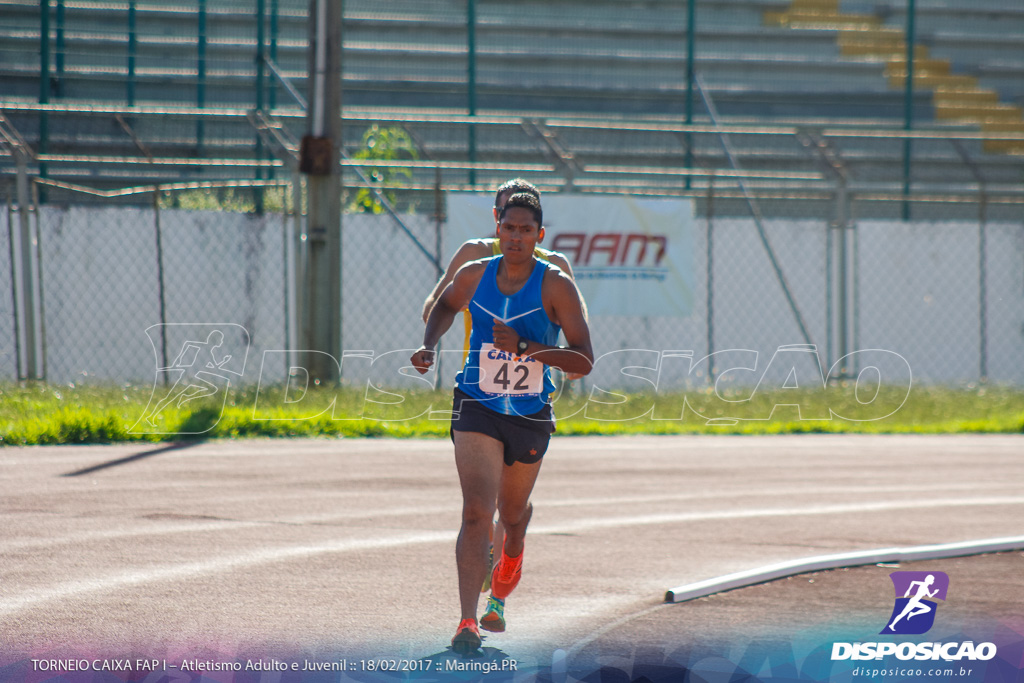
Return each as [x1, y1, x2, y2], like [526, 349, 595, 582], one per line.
[517, 337, 529, 354]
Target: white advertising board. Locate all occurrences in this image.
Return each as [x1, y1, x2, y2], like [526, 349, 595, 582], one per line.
[447, 194, 696, 317]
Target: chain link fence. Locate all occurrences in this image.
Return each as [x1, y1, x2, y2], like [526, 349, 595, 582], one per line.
[3, 174, 1022, 389]
[851, 197, 1024, 387]
[2, 0, 1023, 390]
[1, 203, 19, 377]
[3, 184, 294, 386]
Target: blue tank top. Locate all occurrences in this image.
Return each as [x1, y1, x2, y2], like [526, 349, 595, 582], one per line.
[456, 256, 561, 416]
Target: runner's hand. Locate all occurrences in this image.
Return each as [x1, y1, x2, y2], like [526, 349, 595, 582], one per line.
[492, 319, 520, 354]
[410, 347, 435, 374]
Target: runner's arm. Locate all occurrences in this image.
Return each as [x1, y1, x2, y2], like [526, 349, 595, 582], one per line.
[422, 241, 491, 322]
[491, 272, 594, 376]
[555, 259, 589, 379]
[546, 250, 575, 279]
[412, 262, 486, 374]
[545, 249, 588, 325]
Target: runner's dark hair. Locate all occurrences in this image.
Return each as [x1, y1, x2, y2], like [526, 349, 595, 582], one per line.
[495, 178, 540, 208]
[498, 192, 543, 226]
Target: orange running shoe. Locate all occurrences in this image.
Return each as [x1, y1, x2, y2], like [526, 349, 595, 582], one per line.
[451, 618, 481, 655]
[490, 550, 523, 600]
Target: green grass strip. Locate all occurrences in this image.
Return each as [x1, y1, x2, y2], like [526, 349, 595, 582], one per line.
[1, 382, 1021, 446]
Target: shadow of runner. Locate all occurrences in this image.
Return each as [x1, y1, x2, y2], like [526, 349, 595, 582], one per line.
[61, 439, 205, 477]
[61, 405, 226, 477]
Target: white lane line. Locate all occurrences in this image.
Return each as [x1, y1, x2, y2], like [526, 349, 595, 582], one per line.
[535, 495, 1024, 535]
[664, 534, 1024, 603]
[0, 504, 460, 552]
[5, 484, 1019, 552]
[0, 530, 451, 617]
[537, 482, 1024, 509]
[3, 495, 1023, 615]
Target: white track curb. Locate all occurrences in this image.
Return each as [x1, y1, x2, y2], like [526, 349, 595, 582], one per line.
[664, 534, 1024, 603]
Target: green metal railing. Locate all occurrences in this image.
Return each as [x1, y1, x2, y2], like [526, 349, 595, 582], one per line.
[26, 2, 1022, 210]
[902, 0, 916, 221]
[41, 0, 283, 203]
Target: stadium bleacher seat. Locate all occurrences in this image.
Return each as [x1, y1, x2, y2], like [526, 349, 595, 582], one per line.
[0, 0, 1020, 212]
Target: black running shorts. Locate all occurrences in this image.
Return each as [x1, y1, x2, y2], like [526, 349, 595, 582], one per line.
[450, 388, 555, 466]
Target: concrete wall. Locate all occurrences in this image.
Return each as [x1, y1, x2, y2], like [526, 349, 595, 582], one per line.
[1, 207, 1021, 389]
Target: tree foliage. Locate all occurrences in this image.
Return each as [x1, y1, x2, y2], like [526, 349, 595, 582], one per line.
[349, 125, 418, 214]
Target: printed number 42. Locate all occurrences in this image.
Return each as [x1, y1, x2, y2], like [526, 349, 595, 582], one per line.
[494, 363, 530, 391]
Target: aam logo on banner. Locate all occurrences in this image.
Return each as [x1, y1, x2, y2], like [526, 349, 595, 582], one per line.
[880, 571, 950, 635]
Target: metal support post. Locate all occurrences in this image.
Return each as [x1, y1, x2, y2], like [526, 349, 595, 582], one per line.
[467, 0, 477, 187]
[255, 0, 267, 213]
[684, 0, 695, 190]
[55, 0, 65, 97]
[30, 182, 47, 381]
[39, 0, 50, 201]
[705, 177, 715, 384]
[197, 0, 207, 154]
[127, 1, 137, 105]
[270, 0, 280, 112]
[15, 150, 38, 379]
[901, 0, 916, 221]
[298, 0, 343, 384]
[6, 195, 23, 379]
[833, 183, 851, 378]
[153, 187, 169, 384]
[290, 172, 304, 375]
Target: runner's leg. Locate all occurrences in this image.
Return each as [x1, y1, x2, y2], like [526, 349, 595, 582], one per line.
[453, 430, 504, 622]
[497, 459, 543, 559]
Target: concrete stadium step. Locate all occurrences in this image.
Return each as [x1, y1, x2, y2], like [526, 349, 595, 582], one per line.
[926, 33, 1024, 75]
[764, 0, 883, 31]
[879, 4, 1024, 37]
[764, 0, 1024, 159]
[981, 121, 1024, 154]
[935, 103, 1023, 123]
[2, 0, 1020, 198]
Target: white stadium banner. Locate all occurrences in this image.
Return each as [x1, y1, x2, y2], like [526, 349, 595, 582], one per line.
[447, 193, 696, 317]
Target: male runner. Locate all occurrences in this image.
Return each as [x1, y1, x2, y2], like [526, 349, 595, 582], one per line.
[411, 192, 594, 655]
[422, 178, 584, 608]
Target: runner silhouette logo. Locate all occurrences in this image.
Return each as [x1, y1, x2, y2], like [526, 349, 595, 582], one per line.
[881, 571, 949, 635]
[131, 323, 250, 435]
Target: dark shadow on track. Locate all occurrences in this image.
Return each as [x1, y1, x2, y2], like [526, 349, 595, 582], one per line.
[62, 440, 205, 477]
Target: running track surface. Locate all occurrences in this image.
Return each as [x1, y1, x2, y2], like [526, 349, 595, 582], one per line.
[2, 435, 1022, 670]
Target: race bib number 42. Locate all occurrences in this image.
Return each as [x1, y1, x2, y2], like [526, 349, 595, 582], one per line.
[478, 343, 544, 397]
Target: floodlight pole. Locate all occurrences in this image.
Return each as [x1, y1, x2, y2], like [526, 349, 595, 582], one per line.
[298, 0, 342, 383]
